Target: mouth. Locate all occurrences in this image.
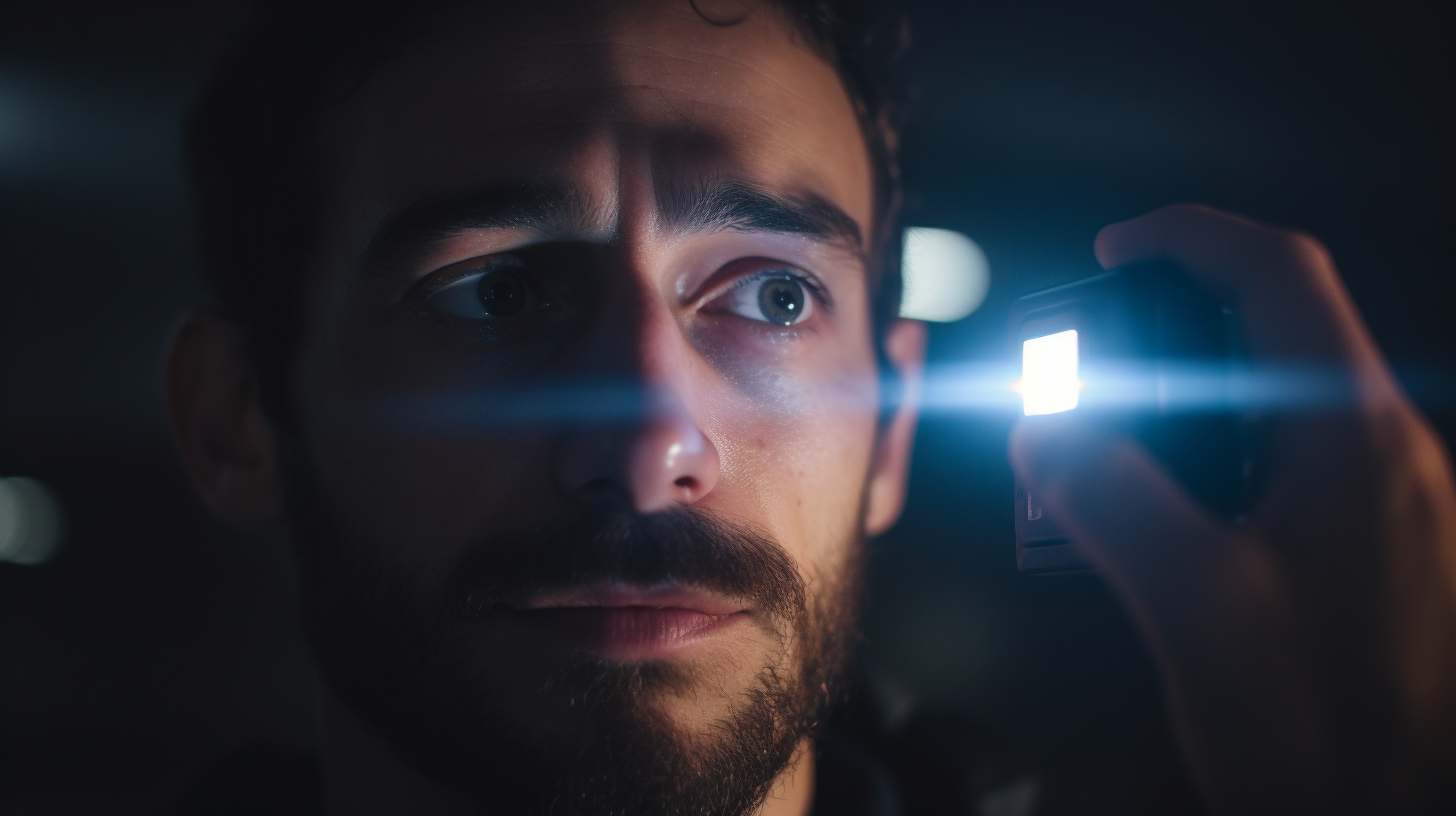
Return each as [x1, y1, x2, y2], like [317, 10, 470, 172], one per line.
[497, 584, 753, 659]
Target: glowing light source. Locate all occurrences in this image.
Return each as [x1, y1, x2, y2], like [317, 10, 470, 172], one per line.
[1018, 330, 1081, 415]
[899, 227, 990, 322]
[0, 477, 63, 565]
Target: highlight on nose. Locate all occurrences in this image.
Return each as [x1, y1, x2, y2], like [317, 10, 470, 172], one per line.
[553, 406, 719, 513]
[628, 415, 718, 513]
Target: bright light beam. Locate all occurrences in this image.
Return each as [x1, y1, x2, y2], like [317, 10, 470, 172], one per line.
[1018, 330, 1081, 415]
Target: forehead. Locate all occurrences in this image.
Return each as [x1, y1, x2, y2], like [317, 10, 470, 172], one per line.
[310, 0, 874, 251]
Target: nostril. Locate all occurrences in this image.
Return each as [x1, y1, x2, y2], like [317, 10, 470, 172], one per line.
[674, 476, 696, 489]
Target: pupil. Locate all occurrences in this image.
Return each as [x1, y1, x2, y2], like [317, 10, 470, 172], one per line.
[758, 277, 804, 325]
[476, 269, 527, 316]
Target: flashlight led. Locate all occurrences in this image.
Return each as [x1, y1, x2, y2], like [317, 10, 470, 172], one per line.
[1020, 330, 1081, 415]
[1008, 260, 1252, 575]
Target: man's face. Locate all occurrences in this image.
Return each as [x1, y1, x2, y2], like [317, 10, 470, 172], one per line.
[284, 1, 900, 812]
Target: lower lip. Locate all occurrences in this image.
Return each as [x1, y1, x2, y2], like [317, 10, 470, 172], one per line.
[504, 606, 748, 658]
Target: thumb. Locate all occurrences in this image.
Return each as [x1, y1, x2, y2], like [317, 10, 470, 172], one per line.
[1009, 417, 1241, 631]
[1009, 417, 1338, 816]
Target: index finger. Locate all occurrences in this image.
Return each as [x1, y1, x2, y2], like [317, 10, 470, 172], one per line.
[1095, 204, 1384, 373]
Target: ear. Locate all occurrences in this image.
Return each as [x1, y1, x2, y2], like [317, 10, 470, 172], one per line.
[164, 310, 284, 525]
[863, 319, 927, 537]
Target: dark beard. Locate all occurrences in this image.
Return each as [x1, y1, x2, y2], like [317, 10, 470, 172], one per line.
[286, 463, 863, 816]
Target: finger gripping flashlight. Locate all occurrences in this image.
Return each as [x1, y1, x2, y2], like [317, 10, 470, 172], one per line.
[1009, 260, 1254, 575]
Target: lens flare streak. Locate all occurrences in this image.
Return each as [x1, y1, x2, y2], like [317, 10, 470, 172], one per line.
[354, 363, 1452, 429]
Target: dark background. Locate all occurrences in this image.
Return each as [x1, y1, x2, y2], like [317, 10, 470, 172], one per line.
[0, 1, 1450, 813]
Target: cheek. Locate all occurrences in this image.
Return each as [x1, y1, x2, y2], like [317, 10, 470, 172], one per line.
[325, 429, 553, 545]
[699, 352, 880, 582]
[292, 323, 568, 567]
[680, 299, 881, 580]
[303, 417, 561, 570]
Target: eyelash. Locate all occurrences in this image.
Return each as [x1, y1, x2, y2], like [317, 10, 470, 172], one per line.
[415, 255, 525, 296]
[410, 255, 830, 324]
[706, 266, 832, 328]
[722, 267, 827, 303]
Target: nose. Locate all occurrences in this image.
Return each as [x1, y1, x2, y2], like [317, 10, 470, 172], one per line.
[554, 391, 720, 513]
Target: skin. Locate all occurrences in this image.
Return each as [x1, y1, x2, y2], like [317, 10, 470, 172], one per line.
[1013, 206, 1456, 814]
[164, 1, 1456, 814]
[169, 2, 924, 815]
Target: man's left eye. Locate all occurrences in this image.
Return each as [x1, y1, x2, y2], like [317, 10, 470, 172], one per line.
[423, 261, 546, 319]
[719, 272, 815, 326]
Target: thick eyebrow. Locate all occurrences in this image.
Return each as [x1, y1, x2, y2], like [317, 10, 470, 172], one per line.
[357, 178, 865, 279]
[663, 179, 864, 255]
[357, 182, 601, 278]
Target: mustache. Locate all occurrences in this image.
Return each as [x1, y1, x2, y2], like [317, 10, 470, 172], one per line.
[441, 503, 806, 625]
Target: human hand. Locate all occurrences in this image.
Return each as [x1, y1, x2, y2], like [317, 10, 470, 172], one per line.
[1009, 204, 1456, 815]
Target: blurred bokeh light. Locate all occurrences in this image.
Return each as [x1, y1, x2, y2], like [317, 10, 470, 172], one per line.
[900, 226, 992, 321]
[0, 476, 64, 565]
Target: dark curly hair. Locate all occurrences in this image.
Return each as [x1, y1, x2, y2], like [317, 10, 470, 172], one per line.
[185, 0, 910, 420]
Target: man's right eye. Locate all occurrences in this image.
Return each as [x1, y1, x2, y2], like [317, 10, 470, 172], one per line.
[424, 262, 545, 319]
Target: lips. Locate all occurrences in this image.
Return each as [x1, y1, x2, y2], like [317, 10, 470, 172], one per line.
[498, 584, 751, 659]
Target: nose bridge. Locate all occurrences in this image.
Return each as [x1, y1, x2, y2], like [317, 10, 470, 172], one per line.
[565, 130, 679, 396]
[633, 290, 696, 402]
[565, 250, 690, 406]
[551, 239, 720, 513]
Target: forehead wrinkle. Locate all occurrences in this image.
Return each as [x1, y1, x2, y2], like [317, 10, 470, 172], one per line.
[387, 62, 828, 122]
[389, 13, 805, 96]
[415, 51, 830, 117]
[413, 8, 839, 113]
[332, 4, 867, 279]
[602, 41, 848, 114]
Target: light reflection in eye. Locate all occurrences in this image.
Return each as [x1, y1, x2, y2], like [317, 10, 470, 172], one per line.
[719, 271, 815, 326]
[425, 260, 541, 319]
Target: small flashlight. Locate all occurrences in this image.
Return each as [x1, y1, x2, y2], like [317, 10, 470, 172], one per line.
[1009, 260, 1255, 575]
[1018, 329, 1082, 415]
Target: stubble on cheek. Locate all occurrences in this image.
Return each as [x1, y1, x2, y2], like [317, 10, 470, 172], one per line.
[708, 368, 879, 572]
[286, 424, 868, 816]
